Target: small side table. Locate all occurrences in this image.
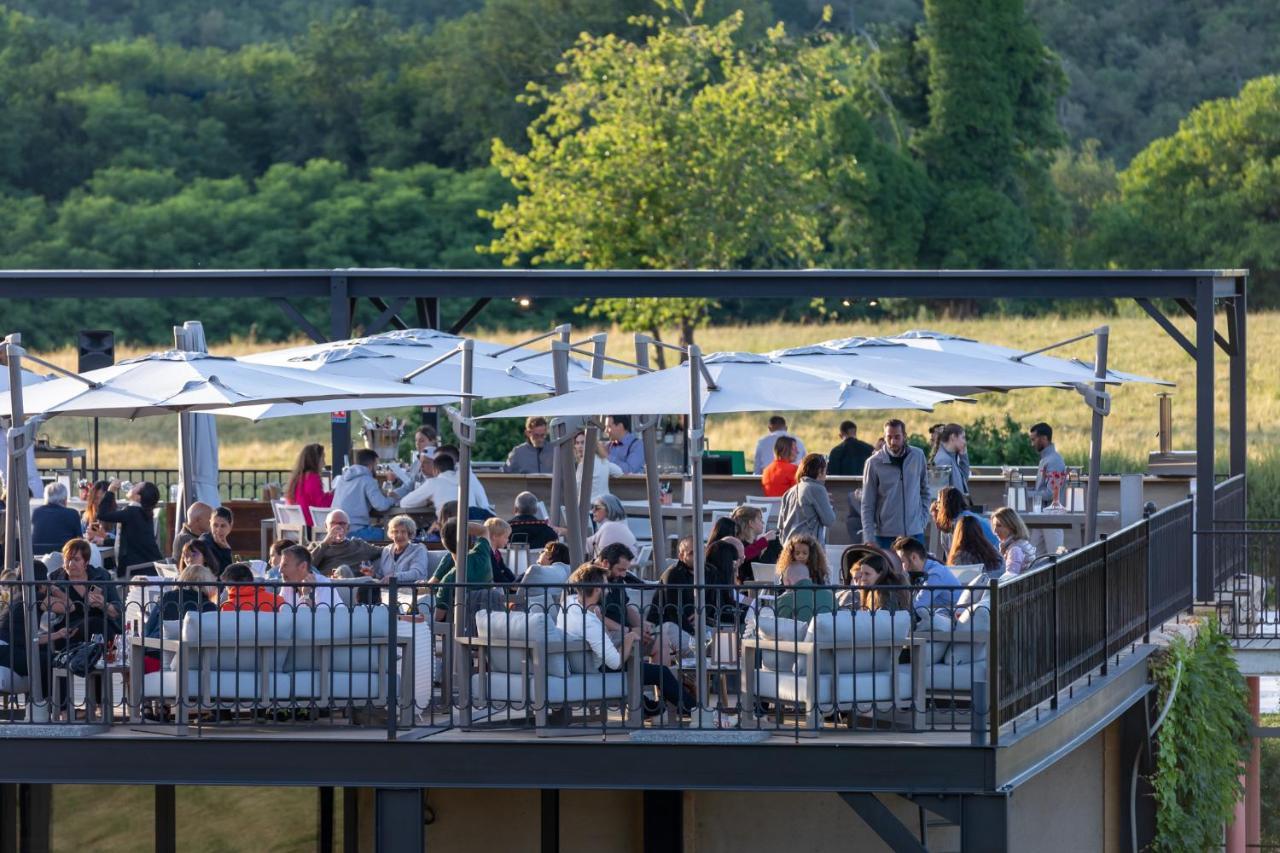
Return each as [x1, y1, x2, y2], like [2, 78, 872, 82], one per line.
[52, 661, 130, 724]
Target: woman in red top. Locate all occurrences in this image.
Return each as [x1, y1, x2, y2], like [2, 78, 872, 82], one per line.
[760, 435, 799, 497]
[219, 563, 285, 612]
[286, 443, 333, 527]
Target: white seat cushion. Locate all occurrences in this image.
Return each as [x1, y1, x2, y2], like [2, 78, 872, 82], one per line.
[143, 669, 261, 701]
[926, 657, 987, 691]
[471, 671, 626, 705]
[755, 668, 914, 712]
[474, 610, 568, 678]
[0, 666, 30, 694]
[805, 610, 910, 675]
[754, 612, 809, 673]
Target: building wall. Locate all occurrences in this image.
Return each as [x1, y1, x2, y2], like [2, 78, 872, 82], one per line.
[415, 720, 1129, 852]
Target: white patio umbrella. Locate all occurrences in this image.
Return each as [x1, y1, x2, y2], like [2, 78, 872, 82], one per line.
[886, 329, 1172, 386]
[229, 336, 601, 421]
[477, 352, 956, 419]
[175, 321, 222, 513]
[0, 350, 458, 420]
[772, 339, 1085, 395]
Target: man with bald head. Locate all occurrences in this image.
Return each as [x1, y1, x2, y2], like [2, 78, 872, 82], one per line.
[308, 508, 383, 574]
[172, 501, 213, 560]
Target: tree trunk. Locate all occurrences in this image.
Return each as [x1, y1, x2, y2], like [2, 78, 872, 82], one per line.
[649, 326, 667, 370]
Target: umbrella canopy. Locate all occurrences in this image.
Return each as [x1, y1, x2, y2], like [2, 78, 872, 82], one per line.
[0, 350, 454, 419]
[229, 334, 601, 420]
[0, 367, 48, 393]
[771, 339, 1084, 396]
[176, 321, 222, 508]
[480, 352, 957, 420]
[885, 329, 1173, 386]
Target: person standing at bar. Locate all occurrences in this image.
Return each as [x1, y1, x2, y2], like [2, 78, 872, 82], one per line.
[860, 419, 929, 550]
[1027, 422, 1067, 554]
[604, 415, 645, 474]
[930, 423, 972, 498]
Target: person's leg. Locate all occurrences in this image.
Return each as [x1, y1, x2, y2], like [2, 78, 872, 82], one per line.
[875, 535, 896, 550]
[642, 662, 695, 712]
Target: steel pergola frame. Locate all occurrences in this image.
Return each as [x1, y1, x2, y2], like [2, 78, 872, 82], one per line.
[0, 267, 1248, 599]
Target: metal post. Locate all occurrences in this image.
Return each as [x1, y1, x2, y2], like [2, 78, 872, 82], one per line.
[155, 785, 176, 853]
[988, 579, 1000, 746]
[547, 328, 572, 535]
[0, 784, 14, 853]
[576, 335, 607, 526]
[386, 580, 398, 741]
[330, 275, 352, 473]
[317, 788, 335, 853]
[1229, 287, 1247, 478]
[1100, 533, 1110, 676]
[373, 789, 423, 853]
[540, 790, 559, 853]
[688, 345, 708, 712]
[1084, 326, 1109, 545]
[1194, 280, 1215, 601]
[635, 337, 667, 567]
[3, 335, 45, 719]
[1050, 556, 1060, 709]
[453, 340, 474, 727]
[550, 341, 585, 564]
[342, 788, 360, 853]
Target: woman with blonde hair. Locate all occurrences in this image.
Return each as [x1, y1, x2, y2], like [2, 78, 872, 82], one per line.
[991, 507, 1037, 575]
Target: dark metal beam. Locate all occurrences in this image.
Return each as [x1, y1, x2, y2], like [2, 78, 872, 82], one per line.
[343, 788, 360, 853]
[1133, 298, 1195, 359]
[0, 784, 13, 853]
[1195, 281, 1215, 601]
[416, 297, 439, 330]
[155, 785, 176, 853]
[272, 297, 327, 345]
[1229, 291, 1248, 477]
[374, 789, 423, 853]
[448, 298, 492, 335]
[0, 268, 1244, 301]
[840, 793, 926, 853]
[18, 785, 49, 853]
[330, 276, 352, 471]
[1174, 297, 1232, 355]
[0, 737, 994, 793]
[317, 787, 335, 853]
[366, 297, 411, 336]
[960, 794, 1009, 851]
[541, 790, 559, 853]
[643, 791, 682, 853]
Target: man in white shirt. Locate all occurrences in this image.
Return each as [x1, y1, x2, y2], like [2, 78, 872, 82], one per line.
[752, 415, 805, 475]
[278, 544, 345, 610]
[399, 452, 462, 512]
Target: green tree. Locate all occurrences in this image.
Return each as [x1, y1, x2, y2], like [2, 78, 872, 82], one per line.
[484, 3, 857, 363]
[916, 0, 1067, 280]
[1091, 74, 1280, 306]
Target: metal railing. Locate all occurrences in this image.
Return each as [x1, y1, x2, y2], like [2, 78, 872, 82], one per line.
[1204, 520, 1280, 640]
[5, 486, 1227, 741]
[51, 469, 292, 502]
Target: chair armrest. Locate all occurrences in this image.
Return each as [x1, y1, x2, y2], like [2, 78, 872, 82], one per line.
[740, 637, 816, 655]
[914, 627, 989, 643]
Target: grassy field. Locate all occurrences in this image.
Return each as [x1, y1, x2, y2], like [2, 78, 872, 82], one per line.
[50, 785, 341, 852]
[30, 310, 1280, 510]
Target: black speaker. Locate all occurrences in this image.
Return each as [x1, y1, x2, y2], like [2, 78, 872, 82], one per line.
[77, 330, 115, 373]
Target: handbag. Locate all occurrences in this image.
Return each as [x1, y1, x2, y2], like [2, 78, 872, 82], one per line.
[53, 640, 103, 678]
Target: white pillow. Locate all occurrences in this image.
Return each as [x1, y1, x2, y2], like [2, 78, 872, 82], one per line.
[755, 611, 808, 673]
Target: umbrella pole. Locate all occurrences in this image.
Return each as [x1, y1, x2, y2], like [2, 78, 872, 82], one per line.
[1085, 327, 1109, 544]
[4, 334, 46, 719]
[174, 326, 192, 536]
[576, 335, 607, 529]
[635, 337, 666, 577]
[548, 331, 571, 541]
[688, 345, 708, 715]
[551, 341, 584, 564]
[453, 339, 474, 727]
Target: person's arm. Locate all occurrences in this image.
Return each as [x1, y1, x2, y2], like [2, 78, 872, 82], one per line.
[811, 484, 837, 529]
[503, 445, 520, 474]
[860, 458, 878, 541]
[919, 458, 931, 526]
[300, 474, 332, 509]
[582, 610, 623, 671]
[955, 452, 971, 493]
[95, 493, 130, 524]
[363, 477, 396, 512]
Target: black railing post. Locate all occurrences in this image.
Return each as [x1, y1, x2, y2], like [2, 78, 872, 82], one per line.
[1100, 534, 1110, 676]
[1143, 514, 1153, 644]
[988, 578, 1000, 747]
[386, 579, 399, 741]
[1050, 556, 1060, 711]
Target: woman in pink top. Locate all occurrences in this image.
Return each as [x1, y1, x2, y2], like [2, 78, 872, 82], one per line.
[286, 443, 333, 526]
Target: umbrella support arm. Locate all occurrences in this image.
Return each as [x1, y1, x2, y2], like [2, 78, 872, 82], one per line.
[634, 335, 719, 390]
[491, 325, 572, 359]
[1010, 328, 1106, 363]
[1, 350, 100, 389]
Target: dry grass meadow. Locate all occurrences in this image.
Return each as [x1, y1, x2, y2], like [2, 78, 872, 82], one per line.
[32, 310, 1277, 482]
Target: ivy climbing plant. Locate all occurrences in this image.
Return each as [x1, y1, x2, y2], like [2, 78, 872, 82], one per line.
[1150, 622, 1250, 852]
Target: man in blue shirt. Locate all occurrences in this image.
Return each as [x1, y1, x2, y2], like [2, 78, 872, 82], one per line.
[893, 536, 961, 621]
[604, 415, 645, 474]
